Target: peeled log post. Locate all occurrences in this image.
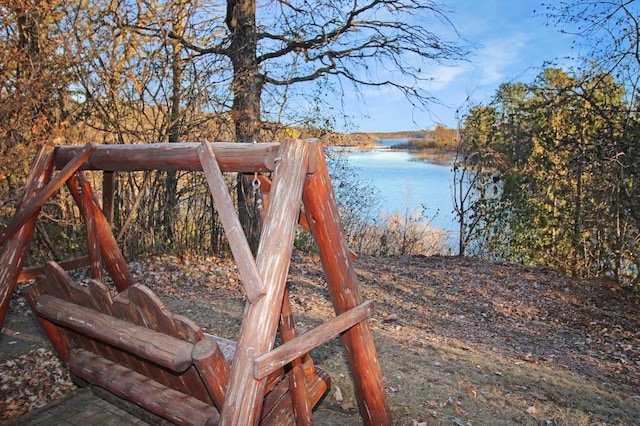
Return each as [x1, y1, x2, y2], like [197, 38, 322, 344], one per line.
[67, 175, 103, 281]
[279, 288, 312, 426]
[197, 142, 265, 302]
[220, 139, 309, 426]
[302, 141, 391, 425]
[0, 145, 55, 329]
[102, 171, 115, 224]
[66, 172, 133, 291]
[53, 142, 281, 173]
[192, 338, 230, 410]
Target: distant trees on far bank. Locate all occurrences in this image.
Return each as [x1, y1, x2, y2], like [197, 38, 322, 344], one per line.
[346, 124, 460, 150]
[402, 124, 459, 151]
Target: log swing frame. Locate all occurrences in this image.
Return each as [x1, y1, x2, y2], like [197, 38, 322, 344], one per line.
[0, 139, 391, 425]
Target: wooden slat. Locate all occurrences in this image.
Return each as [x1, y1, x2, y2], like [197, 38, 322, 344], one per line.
[220, 139, 310, 426]
[34, 295, 195, 373]
[0, 145, 55, 329]
[115, 282, 204, 344]
[42, 261, 115, 315]
[68, 349, 219, 426]
[0, 142, 95, 246]
[254, 300, 374, 380]
[53, 142, 281, 173]
[302, 140, 391, 425]
[197, 142, 265, 302]
[40, 263, 113, 363]
[18, 255, 92, 283]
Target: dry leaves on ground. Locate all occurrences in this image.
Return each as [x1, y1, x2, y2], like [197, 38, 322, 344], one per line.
[0, 348, 75, 420]
[1, 252, 639, 425]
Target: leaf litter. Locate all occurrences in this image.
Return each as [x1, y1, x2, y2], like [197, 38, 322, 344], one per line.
[1, 251, 639, 425]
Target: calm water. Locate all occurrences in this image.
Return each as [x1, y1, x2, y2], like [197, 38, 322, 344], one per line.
[329, 143, 458, 246]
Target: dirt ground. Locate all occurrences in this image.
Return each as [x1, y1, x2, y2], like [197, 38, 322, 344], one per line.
[1, 251, 639, 425]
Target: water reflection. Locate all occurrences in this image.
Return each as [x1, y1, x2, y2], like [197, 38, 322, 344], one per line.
[327, 145, 458, 248]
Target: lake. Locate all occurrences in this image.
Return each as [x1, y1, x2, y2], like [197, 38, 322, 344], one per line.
[328, 141, 458, 249]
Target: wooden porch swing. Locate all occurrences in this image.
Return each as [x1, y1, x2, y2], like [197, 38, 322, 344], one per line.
[0, 139, 391, 425]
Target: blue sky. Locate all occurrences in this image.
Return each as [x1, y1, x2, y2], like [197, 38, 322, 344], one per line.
[344, 0, 584, 133]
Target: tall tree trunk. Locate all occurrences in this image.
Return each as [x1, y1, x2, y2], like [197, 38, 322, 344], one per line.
[163, 0, 186, 248]
[457, 173, 466, 256]
[226, 0, 263, 253]
[226, 0, 262, 142]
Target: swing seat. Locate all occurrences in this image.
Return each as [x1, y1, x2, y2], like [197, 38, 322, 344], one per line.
[24, 261, 330, 426]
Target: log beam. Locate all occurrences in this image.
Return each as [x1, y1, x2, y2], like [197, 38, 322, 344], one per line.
[254, 299, 374, 380]
[197, 142, 265, 302]
[34, 295, 195, 372]
[68, 349, 219, 426]
[53, 142, 281, 173]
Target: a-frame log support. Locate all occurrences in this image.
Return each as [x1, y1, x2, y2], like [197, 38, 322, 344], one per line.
[219, 139, 311, 424]
[303, 142, 391, 425]
[0, 142, 96, 327]
[0, 139, 391, 425]
[0, 145, 55, 328]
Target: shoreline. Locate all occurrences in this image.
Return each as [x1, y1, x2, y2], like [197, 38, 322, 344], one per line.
[329, 143, 456, 165]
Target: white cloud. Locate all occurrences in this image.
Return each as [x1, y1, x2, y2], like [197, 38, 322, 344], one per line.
[424, 65, 469, 91]
[331, 0, 583, 132]
[474, 33, 532, 85]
